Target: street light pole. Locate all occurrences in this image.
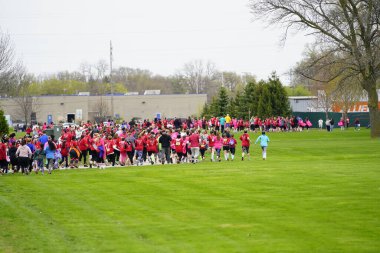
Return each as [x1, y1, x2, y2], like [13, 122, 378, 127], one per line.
[110, 40, 114, 119]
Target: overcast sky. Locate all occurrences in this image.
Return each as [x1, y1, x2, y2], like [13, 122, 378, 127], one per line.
[0, 0, 313, 84]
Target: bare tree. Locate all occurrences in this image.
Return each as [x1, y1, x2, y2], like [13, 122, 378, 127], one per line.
[12, 74, 40, 126]
[95, 59, 109, 82]
[181, 60, 217, 94]
[333, 77, 363, 122]
[250, 0, 380, 138]
[0, 32, 25, 96]
[94, 96, 110, 122]
[79, 61, 94, 82]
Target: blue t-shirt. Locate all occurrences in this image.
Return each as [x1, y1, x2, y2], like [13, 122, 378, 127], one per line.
[255, 135, 270, 147]
[219, 117, 226, 126]
[39, 134, 48, 145]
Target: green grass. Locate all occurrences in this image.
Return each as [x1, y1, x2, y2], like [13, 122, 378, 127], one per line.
[1, 129, 379, 253]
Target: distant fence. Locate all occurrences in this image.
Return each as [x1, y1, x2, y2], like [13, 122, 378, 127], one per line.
[292, 112, 370, 128]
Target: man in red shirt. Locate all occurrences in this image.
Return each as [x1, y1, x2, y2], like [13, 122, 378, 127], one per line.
[105, 135, 115, 166]
[174, 135, 184, 163]
[79, 133, 90, 167]
[146, 134, 158, 165]
[239, 129, 251, 161]
[135, 136, 145, 166]
[188, 129, 200, 163]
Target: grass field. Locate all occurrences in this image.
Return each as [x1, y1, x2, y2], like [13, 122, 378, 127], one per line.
[1, 129, 379, 253]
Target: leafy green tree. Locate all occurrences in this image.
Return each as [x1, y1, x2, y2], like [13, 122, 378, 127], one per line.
[0, 110, 9, 137]
[285, 85, 312, 96]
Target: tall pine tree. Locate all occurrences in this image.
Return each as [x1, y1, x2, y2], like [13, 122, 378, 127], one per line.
[257, 85, 272, 118]
[268, 73, 291, 116]
[216, 86, 229, 116]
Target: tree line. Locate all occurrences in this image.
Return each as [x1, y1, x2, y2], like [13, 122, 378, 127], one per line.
[201, 73, 291, 119]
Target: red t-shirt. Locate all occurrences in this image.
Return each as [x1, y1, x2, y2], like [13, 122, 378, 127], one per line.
[240, 133, 250, 147]
[106, 139, 115, 154]
[79, 136, 89, 151]
[175, 139, 183, 153]
[146, 138, 158, 152]
[189, 133, 200, 148]
[222, 137, 230, 147]
[135, 138, 144, 151]
[0, 143, 7, 160]
[207, 135, 215, 147]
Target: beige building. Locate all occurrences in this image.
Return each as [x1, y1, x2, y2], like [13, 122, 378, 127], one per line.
[0, 94, 207, 123]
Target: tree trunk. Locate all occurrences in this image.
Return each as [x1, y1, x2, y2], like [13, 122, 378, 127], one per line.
[366, 83, 380, 138]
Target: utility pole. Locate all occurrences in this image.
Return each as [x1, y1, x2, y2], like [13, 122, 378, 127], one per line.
[110, 40, 114, 119]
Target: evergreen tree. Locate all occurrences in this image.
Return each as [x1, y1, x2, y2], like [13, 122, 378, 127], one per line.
[268, 73, 291, 116]
[209, 96, 219, 116]
[0, 110, 9, 137]
[233, 91, 245, 119]
[227, 97, 236, 116]
[242, 82, 256, 118]
[200, 103, 211, 118]
[216, 86, 229, 116]
[257, 85, 272, 118]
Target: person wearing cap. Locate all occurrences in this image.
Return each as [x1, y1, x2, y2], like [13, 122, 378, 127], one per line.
[255, 131, 270, 160]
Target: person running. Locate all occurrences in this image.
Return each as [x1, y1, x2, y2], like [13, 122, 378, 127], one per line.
[0, 137, 8, 175]
[240, 129, 251, 161]
[228, 134, 237, 161]
[354, 118, 360, 131]
[79, 133, 89, 167]
[222, 133, 230, 161]
[188, 129, 200, 163]
[207, 131, 216, 162]
[255, 131, 270, 160]
[199, 137, 207, 161]
[17, 139, 32, 175]
[118, 137, 128, 166]
[8, 141, 18, 173]
[146, 133, 158, 165]
[214, 132, 223, 162]
[44, 136, 57, 174]
[158, 130, 172, 164]
[59, 139, 69, 168]
[32, 143, 45, 174]
[134, 135, 145, 166]
[105, 135, 116, 166]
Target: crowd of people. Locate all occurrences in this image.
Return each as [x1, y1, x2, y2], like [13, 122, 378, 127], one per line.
[0, 115, 277, 176]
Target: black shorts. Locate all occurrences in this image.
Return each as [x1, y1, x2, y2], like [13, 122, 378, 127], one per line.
[177, 152, 185, 160]
[18, 157, 30, 168]
[223, 146, 230, 151]
[147, 151, 157, 156]
[229, 147, 236, 155]
[242, 146, 249, 153]
[0, 159, 8, 169]
[90, 150, 99, 162]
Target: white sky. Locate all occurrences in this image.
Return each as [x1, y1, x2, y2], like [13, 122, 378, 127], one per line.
[0, 0, 313, 84]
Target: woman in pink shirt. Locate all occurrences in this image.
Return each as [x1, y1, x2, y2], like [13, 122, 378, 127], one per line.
[213, 132, 223, 162]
